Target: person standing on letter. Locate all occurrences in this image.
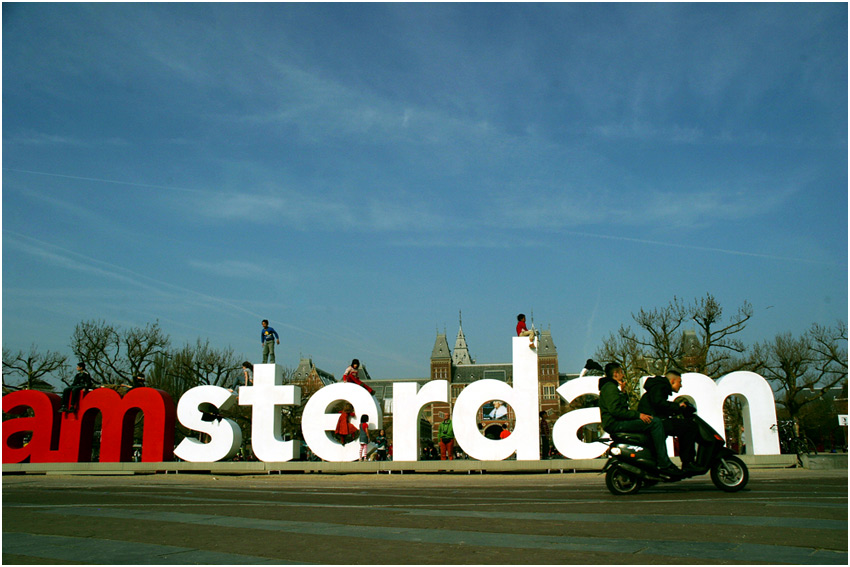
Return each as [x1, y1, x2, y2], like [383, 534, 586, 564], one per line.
[260, 320, 279, 363]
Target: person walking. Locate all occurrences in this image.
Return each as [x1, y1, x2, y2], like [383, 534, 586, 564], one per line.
[438, 417, 455, 460]
[260, 320, 279, 363]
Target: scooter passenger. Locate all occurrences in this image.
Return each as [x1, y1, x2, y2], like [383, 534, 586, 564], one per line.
[599, 362, 682, 477]
[638, 370, 702, 475]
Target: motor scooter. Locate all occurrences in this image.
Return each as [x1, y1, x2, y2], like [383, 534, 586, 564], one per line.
[579, 360, 749, 496]
[602, 402, 749, 495]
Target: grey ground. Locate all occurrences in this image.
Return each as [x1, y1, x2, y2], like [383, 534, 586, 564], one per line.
[2, 468, 847, 564]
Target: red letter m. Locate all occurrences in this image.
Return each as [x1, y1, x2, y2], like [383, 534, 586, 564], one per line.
[2, 388, 175, 463]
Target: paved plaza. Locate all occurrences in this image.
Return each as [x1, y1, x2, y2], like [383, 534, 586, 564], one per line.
[2, 468, 847, 564]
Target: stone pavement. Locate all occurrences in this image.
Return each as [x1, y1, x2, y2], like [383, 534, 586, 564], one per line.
[3, 469, 847, 564]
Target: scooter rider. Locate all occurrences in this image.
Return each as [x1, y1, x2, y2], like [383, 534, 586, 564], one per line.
[599, 362, 682, 477]
[638, 370, 701, 475]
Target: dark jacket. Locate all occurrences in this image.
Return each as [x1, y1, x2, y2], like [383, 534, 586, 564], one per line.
[598, 376, 639, 431]
[637, 376, 682, 418]
[71, 371, 93, 390]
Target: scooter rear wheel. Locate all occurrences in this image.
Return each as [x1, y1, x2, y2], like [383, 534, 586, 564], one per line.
[605, 467, 642, 496]
[710, 456, 748, 492]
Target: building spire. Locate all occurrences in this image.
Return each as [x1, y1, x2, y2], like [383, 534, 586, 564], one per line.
[452, 313, 473, 365]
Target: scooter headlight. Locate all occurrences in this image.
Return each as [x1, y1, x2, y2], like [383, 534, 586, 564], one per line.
[610, 447, 621, 456]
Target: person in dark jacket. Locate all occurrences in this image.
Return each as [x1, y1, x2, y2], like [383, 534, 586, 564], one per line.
[639, 371, 700, 474]
[598, 362, 681, 476]
[60, 363, 94, 413]
[131, 372, 146, 389]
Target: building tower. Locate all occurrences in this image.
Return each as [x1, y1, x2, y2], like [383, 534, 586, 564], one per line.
[429, 332, 453, 437]
[452, 312, 473, 366]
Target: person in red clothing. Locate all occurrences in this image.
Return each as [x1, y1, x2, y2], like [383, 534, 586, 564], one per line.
[334, 405, 358, 445]
[342, 359, 375, 395]
[516, 314, 536, 349]
[499, 424, 511, 439]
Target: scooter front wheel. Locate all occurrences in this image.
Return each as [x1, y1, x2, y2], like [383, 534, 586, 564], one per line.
[605, 467, 642, 496]
[710, 456, 749, 492]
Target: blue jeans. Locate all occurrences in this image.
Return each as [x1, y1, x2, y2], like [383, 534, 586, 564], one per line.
[262, 341, 275, 363]
[607, 417, 673, 468]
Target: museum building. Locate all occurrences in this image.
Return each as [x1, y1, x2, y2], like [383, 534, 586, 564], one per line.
[287, 322, 574, 444]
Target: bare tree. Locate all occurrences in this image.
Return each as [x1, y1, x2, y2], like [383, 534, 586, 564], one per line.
[689, 295, 753, 376]
[597, 293, 753, 383]
[594, 293, 755, 418]
[70, 320, 170, 385]
[753, 322, 847, 430]
[623, 296, 689, 376]
[164, 340, 242, 393]
[2, 345, 67, 392]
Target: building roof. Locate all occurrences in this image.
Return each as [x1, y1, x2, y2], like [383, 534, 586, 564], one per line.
[453, 362, 513, 384]
[537, 330, 557, 356]
[431, 333, 451, 360]
[291, 358, 336, 386]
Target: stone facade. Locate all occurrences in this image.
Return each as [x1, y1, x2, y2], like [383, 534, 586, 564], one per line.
[426, 324, 561, 441]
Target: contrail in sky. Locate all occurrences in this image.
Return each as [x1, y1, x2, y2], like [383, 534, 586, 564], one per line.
[4, 230, 265, 320]
[562, 230, 840, 266]
[2, 168, 206, 195]
[4, 230, 408, 367]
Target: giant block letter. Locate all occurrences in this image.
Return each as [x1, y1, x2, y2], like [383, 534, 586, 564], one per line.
[3, 388, 175, 463]
[301, 382, 382, 462]
[2, 390, 62, 463]
[551, 371, 782, 460]
[552, 375, 607, 459]
[174, 386, 242, 462]
[392, 380, 449, 461]
[676, 371, 780, 455]
[453, 337, 540, 460]
[239, 364, 301, 462]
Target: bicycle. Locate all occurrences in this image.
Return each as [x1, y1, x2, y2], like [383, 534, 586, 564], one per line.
[771, 421, 817, 464]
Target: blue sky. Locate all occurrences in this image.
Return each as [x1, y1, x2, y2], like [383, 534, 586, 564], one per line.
[3, 3, 847, 383]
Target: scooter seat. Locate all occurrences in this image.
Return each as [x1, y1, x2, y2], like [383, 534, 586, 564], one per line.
[610, 432, 650, 446]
